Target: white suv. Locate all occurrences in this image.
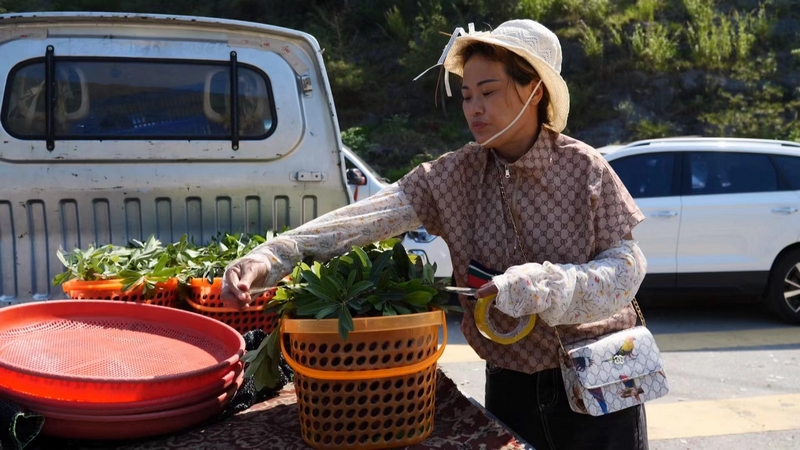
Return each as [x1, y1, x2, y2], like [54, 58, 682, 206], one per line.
[601, 137, 800, 324]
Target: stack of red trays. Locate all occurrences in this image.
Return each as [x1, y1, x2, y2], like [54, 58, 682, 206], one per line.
[0, 300, 246, 440]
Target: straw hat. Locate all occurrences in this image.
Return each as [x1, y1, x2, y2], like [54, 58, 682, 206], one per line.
[438, 20, 570, 132]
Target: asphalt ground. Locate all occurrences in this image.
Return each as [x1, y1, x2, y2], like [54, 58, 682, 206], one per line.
[437, 297, 800, 450]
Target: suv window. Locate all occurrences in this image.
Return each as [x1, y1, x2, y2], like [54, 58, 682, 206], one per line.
[685, 152, 778, 195]
[2, 59, 275, 140]
[608, 152, 675, 198]
[773, 155, 800, 190]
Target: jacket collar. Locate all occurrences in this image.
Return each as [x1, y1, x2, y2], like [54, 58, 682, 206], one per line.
[478, 126, 557, 184]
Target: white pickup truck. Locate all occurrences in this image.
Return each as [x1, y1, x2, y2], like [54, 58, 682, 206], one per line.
[0, 12, 431, 305]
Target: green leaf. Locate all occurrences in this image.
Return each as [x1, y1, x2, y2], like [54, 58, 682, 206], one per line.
[369, 250, 394, 280]
[393, 304, 412, 315]
[346, 280, 374, 299]
[321, 273, 346, 298]
[295, 298, 338, 317]
[303, 283, 340, 304]
[404, 291, 434, 305]
[301, 269, 322, 285]
[315, 305, 339, 319]
[338, 305, 355, 341]
[352, 246, 372, 270]
[392, 242, 411, 280]
[245, 331, 282, 390]
[423, 263, 435, 284]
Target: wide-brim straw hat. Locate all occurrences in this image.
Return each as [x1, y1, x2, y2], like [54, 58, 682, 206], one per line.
[439, 20, 570, 133]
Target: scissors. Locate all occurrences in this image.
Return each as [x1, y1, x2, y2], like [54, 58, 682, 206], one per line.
[445, 287, 536, 345]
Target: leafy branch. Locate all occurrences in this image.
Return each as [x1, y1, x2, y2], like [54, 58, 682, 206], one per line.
[53, 235, 183, 298]
[245, 240, 460, 390]
[177, 231, 279, 283]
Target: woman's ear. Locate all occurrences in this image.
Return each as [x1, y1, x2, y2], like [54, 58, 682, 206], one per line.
[516, 80, 543, 106]
[530, 80, 544, 105]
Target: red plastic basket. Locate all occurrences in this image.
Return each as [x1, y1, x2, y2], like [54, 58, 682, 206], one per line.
[0, 300, 244, 403]
[62, 278, 180, 308]
[185, 278, 278, 334]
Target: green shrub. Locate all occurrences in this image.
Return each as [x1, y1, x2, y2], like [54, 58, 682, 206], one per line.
[383, 5, 411, 43]
[401, 0, 448, 77]
[632, 0, 659, 22]
[700, 82, 800, 139]
[684, 0, 769, 71]
[684, 0, 733, 70]
[561, 0, 611, 26]
[580, 23, 605, 61]
[341, 127, 375, 156]
[630, 23, 677, 72]
[517, 0, 557, 21]
[632, 119, 675, 140]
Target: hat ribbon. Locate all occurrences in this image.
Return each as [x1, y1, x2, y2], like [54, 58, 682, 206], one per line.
[413, 23, 476, 97]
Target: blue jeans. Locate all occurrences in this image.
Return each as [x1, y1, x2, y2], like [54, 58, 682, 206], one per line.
[485, 363, 648, 450]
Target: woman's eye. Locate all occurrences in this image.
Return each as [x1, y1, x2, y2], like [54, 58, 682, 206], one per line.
[482, 91, 494, 97]
[462, 97, 472, 102]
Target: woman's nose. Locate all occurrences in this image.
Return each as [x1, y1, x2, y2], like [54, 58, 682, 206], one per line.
[465, 98, 483, 116]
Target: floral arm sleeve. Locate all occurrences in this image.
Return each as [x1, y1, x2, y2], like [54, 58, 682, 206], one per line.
[239, 183, 422, 288]
[491, 240, 647, 325]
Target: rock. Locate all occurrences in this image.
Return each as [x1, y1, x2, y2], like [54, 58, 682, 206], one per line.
[772, 18, 800, 40]
[679, 70, 706, 94]
[561, 40, 589, 75]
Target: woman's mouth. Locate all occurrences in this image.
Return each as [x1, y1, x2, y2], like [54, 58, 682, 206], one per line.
[471, 121, 488, 132]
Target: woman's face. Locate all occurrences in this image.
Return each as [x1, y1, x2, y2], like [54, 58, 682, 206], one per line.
[461, 55, 539, 150]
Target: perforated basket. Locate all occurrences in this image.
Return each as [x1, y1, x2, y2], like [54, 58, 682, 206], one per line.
[281, 310, 446, 449]
[185, 278, 278, 335]
[62, 278, 179, 308]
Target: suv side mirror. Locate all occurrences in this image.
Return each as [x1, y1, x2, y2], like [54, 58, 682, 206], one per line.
[347, 168, 367, 186]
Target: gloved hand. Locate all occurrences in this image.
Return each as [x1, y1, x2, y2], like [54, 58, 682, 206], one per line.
[220, 253, 273, 309]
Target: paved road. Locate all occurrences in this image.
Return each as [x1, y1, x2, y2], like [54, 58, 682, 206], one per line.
[437, 298, 800, 450]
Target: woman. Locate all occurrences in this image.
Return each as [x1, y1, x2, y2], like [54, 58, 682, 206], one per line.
[222, 19, 648, 450]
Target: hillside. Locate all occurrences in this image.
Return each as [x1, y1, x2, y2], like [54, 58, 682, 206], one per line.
[1, 0, 798, 179]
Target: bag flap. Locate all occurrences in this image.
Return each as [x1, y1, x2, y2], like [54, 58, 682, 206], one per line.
[565, 326, 664, 389]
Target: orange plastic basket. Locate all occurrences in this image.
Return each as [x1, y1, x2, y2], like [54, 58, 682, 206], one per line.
[185, 278, 278, 334]
[281, 310, 447, 449]
[62, 277, 180, 308]
[41, 371, 244, 440]
[0, 300, 245, 403]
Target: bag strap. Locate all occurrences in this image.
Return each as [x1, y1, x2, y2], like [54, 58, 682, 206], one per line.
[496, 164, 646, 360]
[497, 164, 530, 262]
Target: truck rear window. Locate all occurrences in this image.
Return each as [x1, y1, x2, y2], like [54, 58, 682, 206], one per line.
[1, 58, 275, 140]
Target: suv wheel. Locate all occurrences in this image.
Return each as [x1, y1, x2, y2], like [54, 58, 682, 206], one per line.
[767, 249, 800, 324]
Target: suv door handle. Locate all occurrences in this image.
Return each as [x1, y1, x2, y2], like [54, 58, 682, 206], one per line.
[650, 210, 678, 218]
[771, 207, 799, 215]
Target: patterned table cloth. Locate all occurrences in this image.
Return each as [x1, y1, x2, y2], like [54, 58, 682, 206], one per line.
[28, 370, 531, 450]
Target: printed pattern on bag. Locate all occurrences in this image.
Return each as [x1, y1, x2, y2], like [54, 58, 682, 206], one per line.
[561, 326, 669, 416]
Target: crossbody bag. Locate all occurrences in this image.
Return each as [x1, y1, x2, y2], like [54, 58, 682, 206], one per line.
[497, 165, 669, 416]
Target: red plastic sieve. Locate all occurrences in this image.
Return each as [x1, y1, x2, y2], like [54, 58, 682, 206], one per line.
[1, 363, 243, 416]
[0, 300, 245, 403]
[41, 371, 244, 440]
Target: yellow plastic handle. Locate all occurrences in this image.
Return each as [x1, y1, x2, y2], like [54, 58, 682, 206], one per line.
[280, 309, 447, 380]
[474, 295, 536, 345]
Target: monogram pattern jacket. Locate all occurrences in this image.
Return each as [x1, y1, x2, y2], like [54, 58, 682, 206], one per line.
[230, 128, 645, 373]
